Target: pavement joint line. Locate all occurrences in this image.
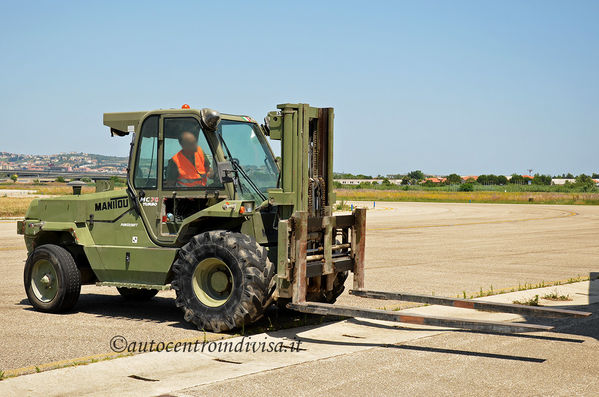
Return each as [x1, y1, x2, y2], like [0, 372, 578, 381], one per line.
[2, 332, 232, 378]
[369, 209, 577, 230]
[3, 352, 132, 378]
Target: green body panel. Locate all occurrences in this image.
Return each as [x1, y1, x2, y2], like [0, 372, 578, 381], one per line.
[83, 246, 177, 284]
[21, 187, 268, 286]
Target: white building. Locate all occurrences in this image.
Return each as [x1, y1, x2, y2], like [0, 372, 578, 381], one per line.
[551, 178, 576, 185]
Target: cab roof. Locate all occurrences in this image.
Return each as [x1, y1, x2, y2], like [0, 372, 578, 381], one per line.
[103, 108, 256, 137]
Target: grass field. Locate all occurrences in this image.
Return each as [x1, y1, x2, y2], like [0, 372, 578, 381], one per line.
[336, 189, 599, 205]
[0, 197, 36, 218]
[0, 183, 125, 218]
[2, 184, 598, 219]
[0, 183, 100, 195]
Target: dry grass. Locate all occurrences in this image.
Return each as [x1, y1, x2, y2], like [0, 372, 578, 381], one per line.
[513, 295, 540, 306]
[0, 197, 36, 218]
[541, 289, 572, 301]
[0, 183, 126, 217]
[0, 183, 97, 195]
[336, 189, 599, 205]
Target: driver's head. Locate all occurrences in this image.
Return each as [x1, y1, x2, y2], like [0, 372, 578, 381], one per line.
[178, 131, 197, 155]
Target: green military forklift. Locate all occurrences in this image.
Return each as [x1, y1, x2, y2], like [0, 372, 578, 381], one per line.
[18, 103, 590, 333]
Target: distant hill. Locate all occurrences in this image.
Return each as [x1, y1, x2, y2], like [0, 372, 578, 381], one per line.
[0, 151, 127, 173]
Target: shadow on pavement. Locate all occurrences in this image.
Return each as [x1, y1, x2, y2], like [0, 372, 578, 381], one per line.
[15, 274, 599, 342]
[539, 272, 599, 340]
[18, 294, 198, 330]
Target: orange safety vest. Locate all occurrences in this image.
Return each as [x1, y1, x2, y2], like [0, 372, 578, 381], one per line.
[172, 148, 207, 187]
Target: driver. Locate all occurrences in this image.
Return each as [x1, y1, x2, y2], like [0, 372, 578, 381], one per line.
[165, 131, 212, 187]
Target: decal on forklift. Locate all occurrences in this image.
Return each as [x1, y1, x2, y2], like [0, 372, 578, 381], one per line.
[120, 223, 138, 227]
[132, 236, 138, 244]
[94, 197, 129, 211]
[140, 197, 159, 207]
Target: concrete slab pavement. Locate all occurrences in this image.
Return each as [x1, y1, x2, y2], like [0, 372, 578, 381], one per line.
[1, 280, 596, 397]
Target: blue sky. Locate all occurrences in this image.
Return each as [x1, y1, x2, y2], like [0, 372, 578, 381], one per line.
[0, 1, 597, 176]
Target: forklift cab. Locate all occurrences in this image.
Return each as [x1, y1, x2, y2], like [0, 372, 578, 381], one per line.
[104, 107, 279, 245]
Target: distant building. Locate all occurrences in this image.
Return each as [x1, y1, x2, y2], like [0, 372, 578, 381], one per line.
[334, 179, 403, 186]
[423, 177, 446, 184]
[551, 178, 576, 185]
[335, 179, 379, 185]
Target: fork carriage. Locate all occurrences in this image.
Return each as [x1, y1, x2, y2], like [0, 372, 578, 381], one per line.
[283, 208, 590, 334]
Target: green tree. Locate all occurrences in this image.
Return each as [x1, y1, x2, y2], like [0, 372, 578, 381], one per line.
[478, 174, 499, 185]
[401, 176, 410, 185]
[574, 174, 597, 191]
[55, 176, 65, 183]
[382, 178, 392, 186]
[532, 174, 552, 185]
[459, 183, 474, 192]
[509, 174, 524, 184]
[407, 170, 424, 181]
[110, 175, 125, 185]
[576, 174, 594, 185]
[592, 173, 599, 179]
[446, 173, 462, 184]
[81, 177, 92, 182]
[497, 175, 508, 185]
[10, 174, 17, 183]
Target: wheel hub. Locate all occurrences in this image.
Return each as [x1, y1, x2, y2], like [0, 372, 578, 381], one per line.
[30, 259, 58, 303]
[40, 274, 53, 288]
[192, 258, 233, 307]
[210, 271, 229, 293]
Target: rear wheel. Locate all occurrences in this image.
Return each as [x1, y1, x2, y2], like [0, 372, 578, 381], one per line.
[117, 287, 158, 301]
[172, 231, 275, 332]
[307, 271, 349, 304]
[307, 238, 349, 304]
[24, 244, 81, 312]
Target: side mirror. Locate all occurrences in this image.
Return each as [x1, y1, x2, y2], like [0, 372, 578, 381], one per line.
[200, 108, 221, 132]
[261, 116, 271, 136]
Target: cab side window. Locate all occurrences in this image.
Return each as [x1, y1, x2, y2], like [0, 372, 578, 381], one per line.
[163, 117, 221, 189]
[133, 115, 159, 189]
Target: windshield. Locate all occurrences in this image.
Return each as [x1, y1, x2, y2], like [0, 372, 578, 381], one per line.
[218, 120, 279, 201]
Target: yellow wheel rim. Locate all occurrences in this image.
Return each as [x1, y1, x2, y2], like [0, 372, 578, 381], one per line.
[192, 258, 233, 307]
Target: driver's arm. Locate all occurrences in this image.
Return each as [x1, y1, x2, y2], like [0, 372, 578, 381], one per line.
[204, 156, 213, 179]
[165, 159, 178, 187]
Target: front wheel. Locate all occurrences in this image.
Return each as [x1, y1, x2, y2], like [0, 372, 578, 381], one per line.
[24, 244, 81, 312]
[172, 231, 275, 332]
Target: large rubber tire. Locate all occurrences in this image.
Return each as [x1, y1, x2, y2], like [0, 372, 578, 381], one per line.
[24, 244, 81, 313]
[117, 287, 158, 301]
[172, 231, 275, 332]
